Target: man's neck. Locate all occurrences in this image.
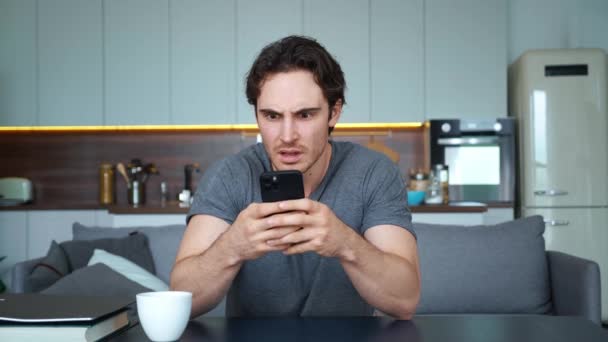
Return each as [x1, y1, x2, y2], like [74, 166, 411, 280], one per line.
[302, 141, 332, 198]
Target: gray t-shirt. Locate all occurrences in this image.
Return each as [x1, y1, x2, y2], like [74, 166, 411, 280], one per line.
[188, 141, 414, 317]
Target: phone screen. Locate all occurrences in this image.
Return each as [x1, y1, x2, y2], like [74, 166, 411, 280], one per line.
[260, 170, 304, 202]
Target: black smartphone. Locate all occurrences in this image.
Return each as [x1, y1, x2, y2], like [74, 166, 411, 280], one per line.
[260, 170, 305, 203]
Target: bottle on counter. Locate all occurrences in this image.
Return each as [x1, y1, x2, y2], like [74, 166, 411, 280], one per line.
[160, 181, 169, 206]
[439, 164, 449, 204]
[99, 163, 115, 205]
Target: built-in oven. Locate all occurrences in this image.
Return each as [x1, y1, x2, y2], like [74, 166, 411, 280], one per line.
[428, 118, 515, 203]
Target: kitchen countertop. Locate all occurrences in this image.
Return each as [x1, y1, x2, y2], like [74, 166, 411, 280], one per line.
[1, 201, 513, 213]
[107, 201, 494, 214]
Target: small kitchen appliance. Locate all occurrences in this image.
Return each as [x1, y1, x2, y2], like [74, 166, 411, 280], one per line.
[0, 177, 33, 206]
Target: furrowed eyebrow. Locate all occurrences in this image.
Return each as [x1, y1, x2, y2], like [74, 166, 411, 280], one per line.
[258, 107, 322, 115]
[295, 107, 321, 114]
[259, 109, 281, 116]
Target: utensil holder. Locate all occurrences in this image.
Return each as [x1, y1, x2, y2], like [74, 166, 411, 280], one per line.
[128, 180, 146, 205]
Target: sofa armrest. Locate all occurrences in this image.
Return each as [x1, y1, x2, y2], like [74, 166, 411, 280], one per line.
[9, 257, 43, 293]
[547, 251, 601, 325]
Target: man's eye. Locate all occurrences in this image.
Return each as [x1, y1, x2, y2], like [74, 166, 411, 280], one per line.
[298, 112, 312, 119]
[265, 113, 280, 120]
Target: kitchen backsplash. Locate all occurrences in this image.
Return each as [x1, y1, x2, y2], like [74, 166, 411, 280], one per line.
[0, 127, 425, 208]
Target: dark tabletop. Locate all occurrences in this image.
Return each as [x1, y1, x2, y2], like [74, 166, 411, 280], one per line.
[109, 315, 608, 342]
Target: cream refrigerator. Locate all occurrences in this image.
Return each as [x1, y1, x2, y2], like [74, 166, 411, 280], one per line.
[510, 48, 608, 322]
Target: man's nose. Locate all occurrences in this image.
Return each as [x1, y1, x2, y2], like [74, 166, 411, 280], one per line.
[279, 118, 298, 143]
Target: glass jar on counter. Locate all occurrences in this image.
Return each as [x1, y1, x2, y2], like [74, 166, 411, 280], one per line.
[408, 168, 429, 191]
[426, 164, 449, 204]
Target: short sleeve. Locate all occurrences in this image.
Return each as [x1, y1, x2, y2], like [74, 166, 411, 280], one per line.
[361, 158, 415, 239]
[187, 160, 241, 225]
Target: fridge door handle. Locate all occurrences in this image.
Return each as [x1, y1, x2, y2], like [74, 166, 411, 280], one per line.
[543, 219, 570, 226]
[534, 189, 568, 196]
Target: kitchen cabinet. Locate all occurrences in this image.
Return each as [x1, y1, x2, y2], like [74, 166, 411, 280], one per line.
[110, 214, 185, 228]
[412, 212, 484, 225]
[104, 0, 170, 125]
[424, 0, 507, 120]
[38, 0, 103, 126]
[0, 212, 27, 277]
[170, 0, 237, 125]
[0, 0, 37, 126]
[304, 0, 370, 123]
[413, 207, 513, 226]
[370, 0, 424, 123]
[235, 0, 303, 124]
[483, 208, 514, 225]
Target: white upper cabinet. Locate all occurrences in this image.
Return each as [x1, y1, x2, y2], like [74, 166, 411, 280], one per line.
[171, 0, 236, 125]
[371, 0, 424, 122]
[38, 0, 103, 126]
[0, 0, 37, 126]
[305, 0, 370, 123]
[235, 0, 303, 124]
[425, 0, 507, 120]
[104, 0, 170, 125]
[0, 0, 516, 126]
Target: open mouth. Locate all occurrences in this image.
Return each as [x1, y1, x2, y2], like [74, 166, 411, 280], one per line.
[278, 150, 302, 164]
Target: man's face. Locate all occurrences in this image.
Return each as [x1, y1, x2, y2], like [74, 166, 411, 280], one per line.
[256, 70, 341, 174]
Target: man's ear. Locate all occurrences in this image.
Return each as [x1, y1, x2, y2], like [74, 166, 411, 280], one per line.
[329, 99, 343, 126]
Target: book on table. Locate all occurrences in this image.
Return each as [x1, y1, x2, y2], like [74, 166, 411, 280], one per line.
[0, 293, 133, 341]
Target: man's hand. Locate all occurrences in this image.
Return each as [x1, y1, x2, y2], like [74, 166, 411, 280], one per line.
[265, 199, 356, 259]
[224, 202, 302, 262]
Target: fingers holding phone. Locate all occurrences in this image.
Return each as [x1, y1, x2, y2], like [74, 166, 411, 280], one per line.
[260, 168, 306, 231]
[221, 170, 306, 261]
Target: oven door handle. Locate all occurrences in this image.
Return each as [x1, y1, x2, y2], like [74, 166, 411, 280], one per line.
[437, 136, 499, 145]
[534, 189, 569, 196]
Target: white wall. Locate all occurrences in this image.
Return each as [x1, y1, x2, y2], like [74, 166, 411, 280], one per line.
[509, 0, 608, 63]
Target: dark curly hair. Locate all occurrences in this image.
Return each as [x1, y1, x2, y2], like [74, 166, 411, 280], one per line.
[245, 35, 346, 134]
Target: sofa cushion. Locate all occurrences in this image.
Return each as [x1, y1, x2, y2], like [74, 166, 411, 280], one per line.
[412, 215, 552, 314]
[60, 232, 155, 274]
[73, 223, 186, 283]
[88, 249, 168, 291]
[27, 241, 70, 292]
[41, 263, 152, 298]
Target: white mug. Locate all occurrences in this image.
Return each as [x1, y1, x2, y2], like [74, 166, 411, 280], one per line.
[136, 291, 192, 342]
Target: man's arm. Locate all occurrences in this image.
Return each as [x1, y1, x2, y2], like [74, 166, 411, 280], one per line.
[341, 224, 420, 319]
[171, 204, 302, 318]
[266, 200, 420, 319]
[170, 215, 239, 318]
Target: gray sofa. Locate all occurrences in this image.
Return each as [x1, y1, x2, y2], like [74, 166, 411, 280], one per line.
[9, 216, 602, 324]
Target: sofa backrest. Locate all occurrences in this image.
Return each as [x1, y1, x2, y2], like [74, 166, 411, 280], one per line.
[72, 223, 186, 284]
[411, 215, 552, 315]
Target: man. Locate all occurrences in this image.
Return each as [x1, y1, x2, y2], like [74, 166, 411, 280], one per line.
[170, 35, 420, 319]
